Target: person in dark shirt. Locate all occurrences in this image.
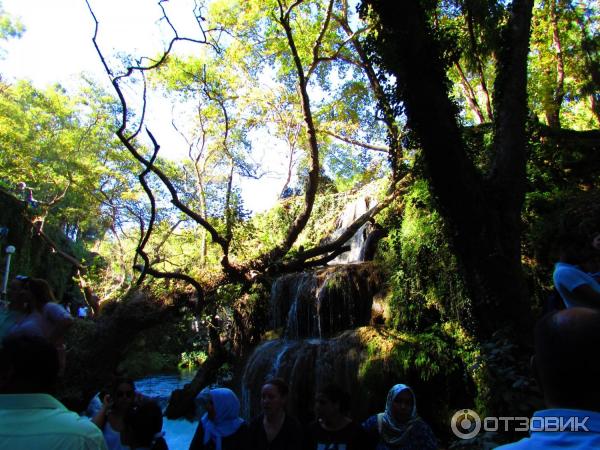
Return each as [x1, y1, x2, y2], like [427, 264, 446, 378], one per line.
[189, 387, 248, 450]
[362, 384, 437, 450]
[121, 399, 168, 450]
[304, 384, 373, 450]
[249, 378, 303, 450]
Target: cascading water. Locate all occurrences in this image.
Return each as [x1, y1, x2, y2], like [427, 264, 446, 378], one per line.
[270, 263, 381, 340]
[242, 189, 388, 421]
[328, 192, 377, 265]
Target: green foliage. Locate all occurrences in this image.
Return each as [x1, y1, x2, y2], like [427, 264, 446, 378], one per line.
[179, 349, 207, 370]
[356, 325, 474, 439]
[0, 80, 136, 241]
[529, 0, 599, 128]
[232, 180, 387, 262]
[379, 179, 470, 331]
[0, 1, 24, 47]
[118, 312, 198, 378]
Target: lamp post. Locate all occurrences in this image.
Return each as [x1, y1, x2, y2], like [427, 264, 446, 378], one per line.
[2, 245, 16, 301]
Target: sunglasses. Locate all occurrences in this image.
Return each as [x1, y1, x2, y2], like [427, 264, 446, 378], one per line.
[15, 275, 30, 281]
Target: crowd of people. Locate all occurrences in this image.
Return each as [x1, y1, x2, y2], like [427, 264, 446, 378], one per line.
[0, 333, 438, 449]
[0, 272, 440, 450]
[1, 225, 599, 449]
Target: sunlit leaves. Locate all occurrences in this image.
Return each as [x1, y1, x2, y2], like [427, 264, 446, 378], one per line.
[0, 80, 138, 240]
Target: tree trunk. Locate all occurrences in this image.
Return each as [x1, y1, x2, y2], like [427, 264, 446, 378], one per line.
[362, 0, 533, 341]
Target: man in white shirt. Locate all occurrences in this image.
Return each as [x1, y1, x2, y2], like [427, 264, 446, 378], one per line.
[0, 335, 108, 450]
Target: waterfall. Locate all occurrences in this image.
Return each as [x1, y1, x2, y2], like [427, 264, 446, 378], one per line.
[241, 184, 389, 422]
[328, 193, 376, 265]
[242, 263, 384, 421]
[270, 263, 381, 339]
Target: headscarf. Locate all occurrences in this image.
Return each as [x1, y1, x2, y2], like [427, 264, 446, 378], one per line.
[201, 387, 245, 450]
[379, 384, 419, 447]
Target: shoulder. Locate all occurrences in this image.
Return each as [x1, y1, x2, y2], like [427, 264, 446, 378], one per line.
[407, 418, 437, 449]
[494, 438, 535, 449]
[362, 414, 379, 431]
[228, 421, 249, 439]
[343, 420, 369, 438]
[43, 302, 71, 319]
[283, 414, 302, 430]
[249, 414, 263, 429]
[53, 409, 107, 443]
[223, 422, 249, 449]
[553, 263, 592, 287]
[553, 263, 586, 278]
[8, 313, 44, 337]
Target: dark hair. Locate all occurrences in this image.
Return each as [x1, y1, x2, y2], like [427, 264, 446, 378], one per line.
[263, 378, 289, 397]
[535, 308, 600, 409]
[0, 335, 59, 394]
[317, 384, 350, 413]
[112, 377, 136, 395]
[13, 277, 56, 307]
[124, 400, 168, 450]
[556, 215, 600, 264]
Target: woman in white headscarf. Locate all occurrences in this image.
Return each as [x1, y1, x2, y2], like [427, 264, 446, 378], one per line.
[189, 387, 248, 450]
[362, 384, 437, 450]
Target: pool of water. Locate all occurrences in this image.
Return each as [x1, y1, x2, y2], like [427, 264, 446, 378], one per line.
[135, 372, 198, 450]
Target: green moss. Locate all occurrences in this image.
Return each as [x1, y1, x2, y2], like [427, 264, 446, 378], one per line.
[354, 326, 474, 438]
[376, 179, 470, 331]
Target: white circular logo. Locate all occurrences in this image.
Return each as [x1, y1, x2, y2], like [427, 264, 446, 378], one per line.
[451, 409, 481, 439]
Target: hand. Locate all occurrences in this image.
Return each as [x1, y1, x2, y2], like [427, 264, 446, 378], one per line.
[102, 393, 114, 410]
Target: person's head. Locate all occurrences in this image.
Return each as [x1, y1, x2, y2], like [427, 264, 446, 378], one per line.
[7, 276, 55, 312]
[534, 307, 600, 411]
[121, 400, 167, 450]
[385, 384, 416, 424]
[261, 378, 289, 417]
[0, 335, 59, 394]
[112, 378, 136, 412]
[314, 384, 350, 422]
[207, 387, 241, 423]
[556, 222, 600, 266]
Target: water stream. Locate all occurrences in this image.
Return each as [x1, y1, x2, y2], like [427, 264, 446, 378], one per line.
[135, 372, 197, 450]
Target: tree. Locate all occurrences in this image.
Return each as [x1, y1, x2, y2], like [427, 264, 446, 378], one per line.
[85, 0, 404, 307]
[360, 0, 535, 341]
[529, 0, 599, 129]
[0, 78, 144, 306]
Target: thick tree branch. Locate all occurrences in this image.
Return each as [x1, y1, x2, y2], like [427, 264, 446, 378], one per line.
[262, 0, 321, 263]
[319, 128, 389, 152]
[454, 61, 485, 124]
[490, 0, 534, 197]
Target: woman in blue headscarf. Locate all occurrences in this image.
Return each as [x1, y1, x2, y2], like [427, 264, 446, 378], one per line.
[362, 384, 437, 450]
[189, 387, 248, 450]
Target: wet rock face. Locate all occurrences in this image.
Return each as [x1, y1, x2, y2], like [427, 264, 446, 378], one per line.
[241, 332, 365, 423]
[270, 262, 383, 339]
